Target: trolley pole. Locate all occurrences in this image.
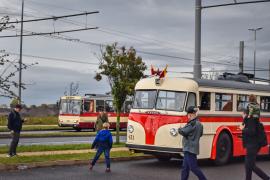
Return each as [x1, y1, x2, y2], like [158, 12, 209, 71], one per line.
[18, 0, 24, 103]
[239, 41, 244, 73]
[194, 0, 202, 79]
[269, 60, 270, 85]
[248, 27, 263, 84]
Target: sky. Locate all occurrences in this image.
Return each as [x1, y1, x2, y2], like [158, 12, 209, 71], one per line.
[0, 0, 269, 105]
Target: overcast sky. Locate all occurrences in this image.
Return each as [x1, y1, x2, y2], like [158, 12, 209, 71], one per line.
[0, 0, 269, 105]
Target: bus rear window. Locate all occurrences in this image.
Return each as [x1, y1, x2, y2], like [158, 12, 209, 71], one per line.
[156, 91, 186, 111]
[133, 90, 157, 109]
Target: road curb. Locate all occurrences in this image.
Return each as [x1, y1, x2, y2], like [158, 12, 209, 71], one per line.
[0, 134, 127, 139]
[0, 155, 154, 172]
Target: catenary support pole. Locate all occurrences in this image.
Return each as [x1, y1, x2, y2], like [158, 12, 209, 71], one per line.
[18, 0, 24, 103]
[194, 0, 202, 79]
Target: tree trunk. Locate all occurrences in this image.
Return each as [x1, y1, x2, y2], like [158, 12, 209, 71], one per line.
[116, 109, 121, 144]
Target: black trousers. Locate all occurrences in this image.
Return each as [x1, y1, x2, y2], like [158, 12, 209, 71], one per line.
[245, 146, 269, 180]
[9, 132, 20, 155]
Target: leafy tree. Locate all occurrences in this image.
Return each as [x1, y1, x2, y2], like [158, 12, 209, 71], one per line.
[10, 97, 19, 108]
[95, 43, 147, 143]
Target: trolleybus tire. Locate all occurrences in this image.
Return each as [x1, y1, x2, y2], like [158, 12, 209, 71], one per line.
[214, 132, 232, 165]
[73, 127, 82, 132]
[155, 155, 172, 162]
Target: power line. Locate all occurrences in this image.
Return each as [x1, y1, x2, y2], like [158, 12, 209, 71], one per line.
[6, 52, 99, 65]
[0, 11, 99, 25]
[7, 27, 267, 71]
[0, 27, 98, 38]
[202, 0, 270, 9]
[22, 5, 242, 64]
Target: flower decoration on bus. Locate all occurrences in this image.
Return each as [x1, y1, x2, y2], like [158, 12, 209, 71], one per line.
[169, 128, 178, 137]
[151, 65, 168, 79]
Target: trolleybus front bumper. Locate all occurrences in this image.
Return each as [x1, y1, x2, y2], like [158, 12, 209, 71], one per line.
[126, 143, 183, 157]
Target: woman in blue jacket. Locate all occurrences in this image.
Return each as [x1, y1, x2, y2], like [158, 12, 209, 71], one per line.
[89, 122, 113, 172]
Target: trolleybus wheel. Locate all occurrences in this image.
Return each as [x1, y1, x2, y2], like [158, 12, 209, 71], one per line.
[214, 132, 232, 165]
[155, 155, 172, 162]
[73, 127, 82, 132]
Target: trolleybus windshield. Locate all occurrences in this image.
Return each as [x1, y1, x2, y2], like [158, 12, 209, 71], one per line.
[133, 90, 157, 109]
[60, 99, 81, 115]
[156, 90, 186, 111]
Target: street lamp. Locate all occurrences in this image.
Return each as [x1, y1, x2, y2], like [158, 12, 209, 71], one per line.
[248, 27, 263, 83]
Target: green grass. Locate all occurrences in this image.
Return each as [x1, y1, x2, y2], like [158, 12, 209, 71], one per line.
[0, 143, 125, 154]
[0, 116, 58, 126]
[0, 151, 143, 165]
[0, 131, 127, 138]
[0, 125, 72, 132]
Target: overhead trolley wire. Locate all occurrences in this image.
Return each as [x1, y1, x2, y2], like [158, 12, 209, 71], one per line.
[0, 11, 99, 25]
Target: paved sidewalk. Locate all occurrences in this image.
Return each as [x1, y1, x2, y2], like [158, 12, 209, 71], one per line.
[0, 147, 129, 158]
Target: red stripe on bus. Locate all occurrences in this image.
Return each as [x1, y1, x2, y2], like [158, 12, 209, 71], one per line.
[59, 114, 80, 116]
[129, 112, 270, 146]
[60, 113, 129, 117]
[80, 112, 129, 117]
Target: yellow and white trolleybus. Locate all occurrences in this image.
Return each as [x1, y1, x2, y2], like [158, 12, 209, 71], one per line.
[126, 77, 270, 164]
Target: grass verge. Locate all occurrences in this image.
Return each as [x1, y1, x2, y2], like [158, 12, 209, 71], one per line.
[0, 151, 143, 165]
[0, 125, 72, 132]
[0, 143, 125, 154]
[0, 131, 127, 138]
[0, 116, 58, 126]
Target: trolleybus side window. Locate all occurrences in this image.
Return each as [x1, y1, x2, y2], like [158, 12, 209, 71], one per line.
[237, 95, 249, 111]
[105, 100, 115, 112]
[133, 90, 157, 109]
[260, 96, 270, 112]
[96, 100, 105, 112]
[123, 101, 132, 113]
[83, 100, 94, 113]
[156, 90, 186, 111]
[199, 92, 210, 110]
[215, 93, 233, 111]
[186, 92, 196, 111]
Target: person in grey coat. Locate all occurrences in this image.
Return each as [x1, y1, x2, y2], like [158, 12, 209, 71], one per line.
[178, 106, 207, 180]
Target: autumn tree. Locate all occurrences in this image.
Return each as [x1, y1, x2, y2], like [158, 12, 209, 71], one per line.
[95, 43, 147, 143]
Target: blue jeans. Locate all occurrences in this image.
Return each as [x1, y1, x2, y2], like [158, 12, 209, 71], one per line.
[181, 151, 207, 180]
[91, 147, 110, 168]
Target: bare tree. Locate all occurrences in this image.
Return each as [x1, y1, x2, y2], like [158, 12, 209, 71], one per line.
[0, 16, 37, 99]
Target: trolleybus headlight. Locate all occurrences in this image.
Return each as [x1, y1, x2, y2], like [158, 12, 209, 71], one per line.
[127, 125, 134, 133]
[170, 128, 178, 136]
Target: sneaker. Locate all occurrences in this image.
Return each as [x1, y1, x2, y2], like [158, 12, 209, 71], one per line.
[6, 154, 15, 158]
[89, 164, 93, 171]
[105, 168, 111, 173]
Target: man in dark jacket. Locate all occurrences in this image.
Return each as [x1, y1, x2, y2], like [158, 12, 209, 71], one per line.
[7, 104, 24, 157]
[240, 109, 269, 180]
[178, 106, 207, 180]
[89, 122, 113, 172]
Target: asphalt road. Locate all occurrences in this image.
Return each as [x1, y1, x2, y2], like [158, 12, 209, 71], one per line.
[0, 136, 127, 146]
[0, 158, 269, 180]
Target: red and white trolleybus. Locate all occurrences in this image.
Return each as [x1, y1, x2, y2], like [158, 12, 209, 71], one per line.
[58, 94, 132, 131]
[126, 77, 270, 164]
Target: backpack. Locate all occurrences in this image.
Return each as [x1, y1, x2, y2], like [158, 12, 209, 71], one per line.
[256, 120, 268, 148]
